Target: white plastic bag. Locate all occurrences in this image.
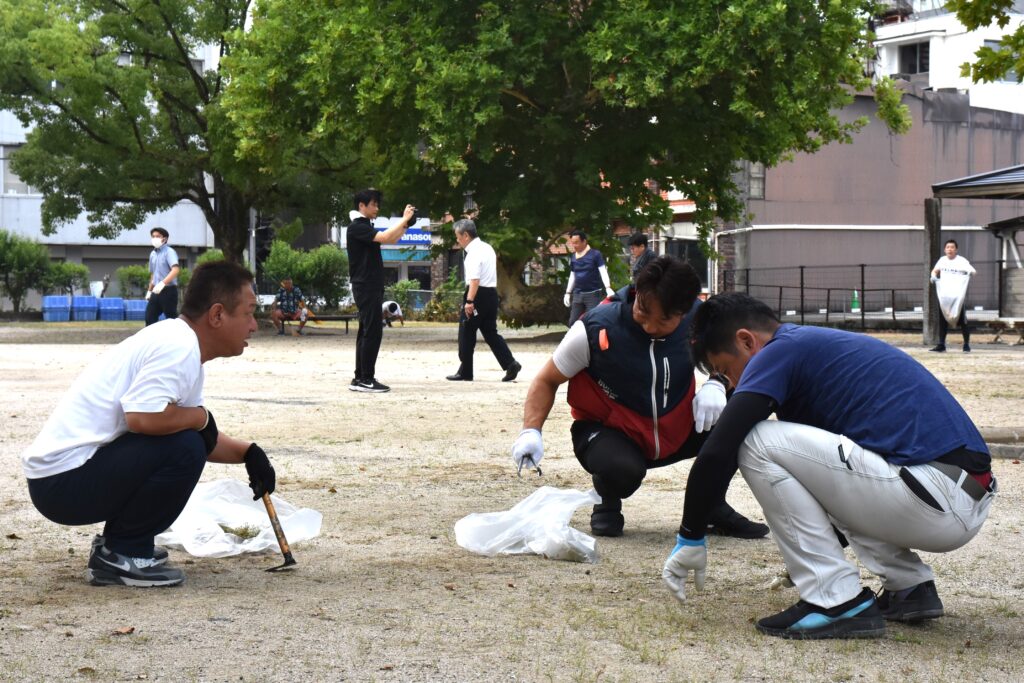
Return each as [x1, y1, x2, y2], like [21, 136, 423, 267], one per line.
[155, 479, 322, 558]
[454, 486, 601, 563]
[936, 270, 970, 325]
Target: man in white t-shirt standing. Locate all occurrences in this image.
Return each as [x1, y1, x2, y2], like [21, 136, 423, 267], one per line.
[21, 261, 277, 587]
[930, 239, 976, 353]
[445, 219, 521, 382]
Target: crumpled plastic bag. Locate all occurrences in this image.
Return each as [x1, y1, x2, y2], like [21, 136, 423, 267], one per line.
[155, 479, 322, 558]
[454, 486, 601, 563]
[937, 270, 970, 325]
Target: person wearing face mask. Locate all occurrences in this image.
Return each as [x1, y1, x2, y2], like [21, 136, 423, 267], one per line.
[145, 227, 181, 326]
[511, 256, 768, 539]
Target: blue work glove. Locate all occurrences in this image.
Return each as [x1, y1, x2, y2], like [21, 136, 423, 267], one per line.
[662, 534, 707, 603]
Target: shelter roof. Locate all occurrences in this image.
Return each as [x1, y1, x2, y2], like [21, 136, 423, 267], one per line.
[932, 164, 1024, 200]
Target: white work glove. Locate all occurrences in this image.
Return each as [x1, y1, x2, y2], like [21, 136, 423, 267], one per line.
[662, 535, 707, 603]
[511, 428, 544, 470]
[563, 292, 571, 307]
[605, 287, 615, 298]
[153, 281, 166, 294]
[930, 275, 939, 285]
[144, 290, 152, 301]
[692, 379, 727, 433]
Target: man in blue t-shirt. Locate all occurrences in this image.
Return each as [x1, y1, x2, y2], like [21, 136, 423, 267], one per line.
[563, 230, 615, 326]
[662, 293, 995, 640]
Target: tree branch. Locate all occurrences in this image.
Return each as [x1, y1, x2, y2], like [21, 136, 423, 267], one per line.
[150, 0, 211, 103]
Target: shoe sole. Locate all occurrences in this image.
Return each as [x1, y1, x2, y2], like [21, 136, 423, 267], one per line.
[707, 525, 770, 540]
[348, 385, 389, 393]
[590, 527, 624, 537]
[882, 607, 944, 623]
[85, 568, 184, 587]
[756, 616, 886, 640]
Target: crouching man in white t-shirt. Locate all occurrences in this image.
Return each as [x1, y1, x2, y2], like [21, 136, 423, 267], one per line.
[21, 261, 277, 587]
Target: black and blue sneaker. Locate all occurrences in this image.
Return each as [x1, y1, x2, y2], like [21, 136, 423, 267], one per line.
[86, 543, 184, 587]
[92, 535, 168, 565]
[756, 587, 886, 639]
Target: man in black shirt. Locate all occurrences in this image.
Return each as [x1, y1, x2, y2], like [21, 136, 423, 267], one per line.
[346, 188, 416, 393]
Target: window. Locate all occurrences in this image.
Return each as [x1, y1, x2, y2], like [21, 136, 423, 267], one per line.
[983, 40, 1017, 82]
[1, 145, 36, 195]
[190, 58, 205, 74]
[899, 42, 930, 75]
[749, 161, 765, 200]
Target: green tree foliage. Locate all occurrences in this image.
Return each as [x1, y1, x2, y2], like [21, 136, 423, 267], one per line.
[225, 0, 901, 321]
[384, 279, 420, 316]
[950, 0, 1024, 83]
[262, 241, 350, 309]
[0, 229, 51, 313]
[115, 264, 151, 299]
[0, 0, 350, 262]
[44, 261, 90, 297]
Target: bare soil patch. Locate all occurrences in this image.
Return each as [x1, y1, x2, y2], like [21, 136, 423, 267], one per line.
[1, 322, 1022, 681]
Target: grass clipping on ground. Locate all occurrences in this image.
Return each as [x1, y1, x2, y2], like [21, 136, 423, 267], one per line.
[218, 524, 261, 540]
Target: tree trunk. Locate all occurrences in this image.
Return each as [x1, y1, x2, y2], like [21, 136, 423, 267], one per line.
[496, 257, 567, 327]
[209, 177, 251, 264]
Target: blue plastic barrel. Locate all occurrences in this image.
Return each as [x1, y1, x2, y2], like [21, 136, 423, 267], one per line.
[71, 295, 97, 321]
[98, 297, 124, 321]
[42, 295, 71, 310]
[124, 299, 148, 321]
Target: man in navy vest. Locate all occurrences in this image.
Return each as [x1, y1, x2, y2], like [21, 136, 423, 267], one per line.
[664, 293, 995, 639]
[511, 256, 768, 539]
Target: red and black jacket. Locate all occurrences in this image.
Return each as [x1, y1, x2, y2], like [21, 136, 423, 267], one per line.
[567, 287, 698, 461]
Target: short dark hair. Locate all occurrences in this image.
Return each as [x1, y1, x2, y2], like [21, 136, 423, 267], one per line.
[353, 188, 383, 211]
[151, 227, 169, 239]
[569, 230, 587, 242]
[689, 292, 779, 375]
[181, 261, 254, 319]
[628, 233, 648, 247]
[944, 239, 958, 248]
[453, 218, 478, 239]
[634, 256, 701, 319]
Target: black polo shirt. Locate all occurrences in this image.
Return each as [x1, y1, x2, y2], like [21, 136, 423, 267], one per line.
[346, 216, 383, 289]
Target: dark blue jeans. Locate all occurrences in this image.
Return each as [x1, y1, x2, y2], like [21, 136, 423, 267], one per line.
[27, 430, 207, 558]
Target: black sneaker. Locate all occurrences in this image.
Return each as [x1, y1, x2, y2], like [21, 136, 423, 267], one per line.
[756, 587, 886, 640]
[351, 378, 390, 393]
[502, 361, 522, 382]
[92, 535, 167, 566]
[876, 580, 944, 622]
[929, 345, 946, 352]
[707, 503, 769, 539]
[590, 501, 624, 537]
[963, 343, 971, 353]
[86, 544, 185, 587]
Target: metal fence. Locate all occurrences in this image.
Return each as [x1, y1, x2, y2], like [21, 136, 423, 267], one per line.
[721, 260, 1003, 326]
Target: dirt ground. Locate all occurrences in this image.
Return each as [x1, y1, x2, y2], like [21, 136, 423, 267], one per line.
[1, 320, 1023, 682]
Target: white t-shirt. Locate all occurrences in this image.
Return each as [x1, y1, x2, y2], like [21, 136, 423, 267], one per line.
[552, 321, 591, 378]
[382, 301, 403, 317]
[463, 238, 499, 287]
[932, 254, 976, 278]
[21, 318, 205, 479]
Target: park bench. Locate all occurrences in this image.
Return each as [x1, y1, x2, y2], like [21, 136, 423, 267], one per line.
[987, 320, 1024, 345]
[278, 313, 358, 334]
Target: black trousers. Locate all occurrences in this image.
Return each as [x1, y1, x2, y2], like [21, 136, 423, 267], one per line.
[457, 287, 515, 379]
[353, 283, 384, 381]
[938, 307, 970, 346]
[571, 421, 716, 508]
[144, 285, 179, 326]
[27, 430, 207, 558]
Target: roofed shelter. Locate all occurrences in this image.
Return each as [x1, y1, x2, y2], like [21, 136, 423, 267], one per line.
[931, 165, 1024, 336]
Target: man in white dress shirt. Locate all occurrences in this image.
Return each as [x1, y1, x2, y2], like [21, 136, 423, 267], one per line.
[446, 219, 522, 382]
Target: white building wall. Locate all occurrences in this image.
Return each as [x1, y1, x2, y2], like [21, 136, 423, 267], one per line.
[875, 10, 1024, 114]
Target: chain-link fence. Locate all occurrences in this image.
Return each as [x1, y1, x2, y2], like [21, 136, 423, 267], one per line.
[721, 260, 1003, 327]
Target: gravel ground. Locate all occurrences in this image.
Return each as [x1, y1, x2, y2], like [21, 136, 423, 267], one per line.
[1, 320, 1022, 682]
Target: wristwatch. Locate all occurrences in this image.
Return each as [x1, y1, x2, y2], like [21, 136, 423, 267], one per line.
[465, 299, 474, 304]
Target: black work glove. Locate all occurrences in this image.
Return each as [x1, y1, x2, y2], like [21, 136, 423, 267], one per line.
[244, 443, 276, 501]
[198, 408, 219, 455]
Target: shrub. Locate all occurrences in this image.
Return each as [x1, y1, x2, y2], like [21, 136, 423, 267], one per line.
[421, 267, 464, 322]
[0, 229, 51, 313]
[384, 279, 419, 315]
[262, 240, 350, 310]
[44, 261, 90, 297]
[115, 264, 151, 298]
